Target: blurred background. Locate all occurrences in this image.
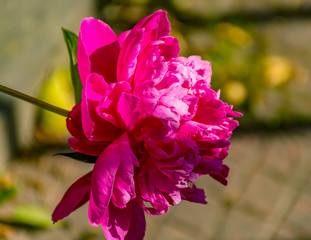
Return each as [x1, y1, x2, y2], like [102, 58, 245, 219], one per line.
[0, 0, 311, 239]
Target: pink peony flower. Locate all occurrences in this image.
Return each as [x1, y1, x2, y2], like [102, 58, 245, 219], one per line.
[52, 10, 242, 240]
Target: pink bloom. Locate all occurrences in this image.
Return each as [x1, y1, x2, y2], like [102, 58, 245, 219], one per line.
[52, 10, 242, 240]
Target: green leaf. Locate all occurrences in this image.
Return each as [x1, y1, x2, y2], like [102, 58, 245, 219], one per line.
[55, 152, 97, 163]
[62, 28, 82, 103]
[11, 205, 53, 229]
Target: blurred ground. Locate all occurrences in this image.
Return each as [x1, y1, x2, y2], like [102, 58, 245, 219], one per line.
[1, 130, 311, 240]
[1, 0, 311, 239]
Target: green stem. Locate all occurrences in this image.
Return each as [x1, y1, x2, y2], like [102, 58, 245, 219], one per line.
[0, 84, 70, 117]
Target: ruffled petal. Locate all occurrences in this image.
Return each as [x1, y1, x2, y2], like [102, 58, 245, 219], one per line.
[134, 36, 179, 86]
[96, 81, 132, 128]
[116, 92, 140, 131]
[82, 73, 124, 142]
[52, 171, 92, 223]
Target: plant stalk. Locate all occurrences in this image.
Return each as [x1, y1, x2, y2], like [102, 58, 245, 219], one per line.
[0, 84, 70, 117]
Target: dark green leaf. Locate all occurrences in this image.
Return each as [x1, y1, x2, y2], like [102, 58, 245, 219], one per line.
[62, 28, 82, 103]
[55, 152, 97, 163]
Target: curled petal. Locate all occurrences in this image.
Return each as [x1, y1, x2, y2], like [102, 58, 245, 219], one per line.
[52, 172, 92, 223]
[68, 137, 107, 156]
[196, 139, 231, 149]
[102, 201, 146, 240]
[66, 103, 87, 141]
[66, 103, 108, 155]
[210, 164, 230, 186]
[89, 133, 137, 225]
[194, 158, 223, 175]
[181, 185, 207, 204]
[133, 10, 170, 42]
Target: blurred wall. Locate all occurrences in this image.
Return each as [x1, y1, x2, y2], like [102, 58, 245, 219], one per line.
[0, 0, 92, 170]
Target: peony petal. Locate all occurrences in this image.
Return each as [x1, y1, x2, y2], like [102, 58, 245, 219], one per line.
[77, 35, 91, 87]
[78, 17, 118, 85]
[68, 137, 107, 156]
[187, 55, 212, 86]
[132, 10, 170, 41]
[84, 71, 109, 101]
[88, 133, 137, 225]
[102, 200, 145, 240]
[117, 29, 144, 83]
[116, 92, 140, 131]
[111, 140, 138, 208]
[89, 41, 120, 84]
[66, 103, 87, 141]
[148, 164, 177, 194]
[52, 172, 92, 223]
[134, 37, 179, 87]
[102, 203, 132, 240]
[66, 103, 109, 155]
[79, 17, 117, 55]
[96, 81, 133, 127]
[181, 184, 207, 204]
[133, 116, 170, 141]
[124, 201, 146, 240]
[88, 145, 121, 226]
[194, 158, 223, 175]
[210, 164, 230, 186]
[82, 73, 124, 142]
[196, 139, 231, 149]
[193, 95, 227, 126]
[118, 30, 131, 47]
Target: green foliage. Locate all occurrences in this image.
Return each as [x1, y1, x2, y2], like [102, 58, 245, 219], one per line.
[0, 176, 17, 205]
[62, 28, 82, 104]
[10, 205, 53, 229]
[0, 188, 16, 205]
